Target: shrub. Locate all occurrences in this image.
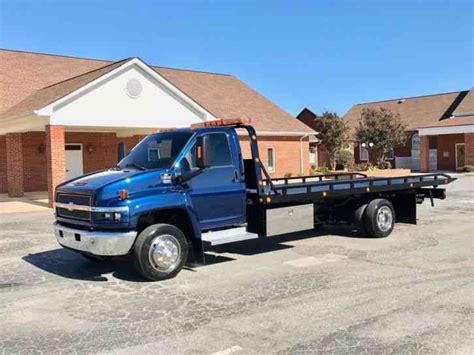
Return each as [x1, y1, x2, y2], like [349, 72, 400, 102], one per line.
[377, 160, 392, 170]
[353, 163, 370, 171]
[336, 150, 354, 170]
[310, 166, 330, 175]
[283, 172, 293, 178]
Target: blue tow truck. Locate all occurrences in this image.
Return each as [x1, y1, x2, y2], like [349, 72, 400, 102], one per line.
[54, 118, 455, 280]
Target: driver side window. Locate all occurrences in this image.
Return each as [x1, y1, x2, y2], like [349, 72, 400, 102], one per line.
[180, 133, 232, 173]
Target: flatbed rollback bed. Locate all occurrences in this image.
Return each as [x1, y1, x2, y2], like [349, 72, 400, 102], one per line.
[236, 121, 455, 239]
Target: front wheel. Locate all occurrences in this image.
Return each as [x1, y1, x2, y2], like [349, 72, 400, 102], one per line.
[133, 224, 188, 281]
[364, 198, 395, 238]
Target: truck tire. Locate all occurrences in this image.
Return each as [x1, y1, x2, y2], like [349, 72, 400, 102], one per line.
[133, 223, 188, 281]
[364, 198, 395, 238]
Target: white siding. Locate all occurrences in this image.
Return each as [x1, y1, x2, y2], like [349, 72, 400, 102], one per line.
[50, 64, 208, 128]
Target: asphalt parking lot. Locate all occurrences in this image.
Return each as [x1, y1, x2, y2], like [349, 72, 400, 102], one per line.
[0, 175, 473, 354]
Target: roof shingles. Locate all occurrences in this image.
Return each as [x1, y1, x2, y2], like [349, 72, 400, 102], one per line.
[453, 87, 474, 116]
[0, 49, 312, 133]
[0, 59, 128, 120]
[344, 90, 472, 134]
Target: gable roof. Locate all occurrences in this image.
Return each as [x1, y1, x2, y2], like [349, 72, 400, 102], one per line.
[296, 107, 318, 130]
[0, 58, 130, 120]
[0, 49, 313, 134]
[343, 90, 471, 134]
[423, 115, 474, 128]
[452, 87, 474, 117]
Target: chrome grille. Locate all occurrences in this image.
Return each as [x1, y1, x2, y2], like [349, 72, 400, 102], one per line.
[56, 193, 92, 221]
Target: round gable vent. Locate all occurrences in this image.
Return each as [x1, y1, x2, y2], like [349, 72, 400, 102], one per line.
[125, 78, 143, 98]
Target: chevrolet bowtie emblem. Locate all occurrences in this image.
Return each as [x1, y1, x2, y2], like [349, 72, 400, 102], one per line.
[67, 202, 74, 211]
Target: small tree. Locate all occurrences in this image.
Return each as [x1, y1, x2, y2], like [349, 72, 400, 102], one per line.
[356, 107, 408, 166]
[314, 111, 349, 170]
[336, 149, 354, 170]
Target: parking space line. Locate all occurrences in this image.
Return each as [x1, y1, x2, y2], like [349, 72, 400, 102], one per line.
[211, 345, 243, 355]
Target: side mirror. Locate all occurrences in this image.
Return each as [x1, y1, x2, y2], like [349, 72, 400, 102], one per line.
[196, 136, 209, 169]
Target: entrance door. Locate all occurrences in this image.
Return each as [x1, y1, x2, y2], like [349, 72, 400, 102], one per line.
[65, 144, 84, 180]
[411, 133, 420, 170]
[455, 144, 465, 171]
[429, 149, 438, 171]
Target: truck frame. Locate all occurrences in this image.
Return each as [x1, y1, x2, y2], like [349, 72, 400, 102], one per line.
[53, 118, 455, 281]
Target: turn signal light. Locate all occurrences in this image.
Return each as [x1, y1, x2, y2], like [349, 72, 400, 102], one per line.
[119, 189, 129, 200]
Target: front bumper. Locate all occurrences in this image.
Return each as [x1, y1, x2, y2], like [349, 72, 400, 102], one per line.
[54, 222, 137, 256]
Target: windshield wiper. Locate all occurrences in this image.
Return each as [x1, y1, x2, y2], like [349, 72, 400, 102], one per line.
[119, 163, 147, 171]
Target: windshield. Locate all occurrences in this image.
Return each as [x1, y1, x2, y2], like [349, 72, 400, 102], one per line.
[117, 131, 193, 170]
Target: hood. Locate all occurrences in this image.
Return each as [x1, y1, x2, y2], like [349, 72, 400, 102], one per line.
[59, 169, 146, 192]
[57, 168, 174, 205]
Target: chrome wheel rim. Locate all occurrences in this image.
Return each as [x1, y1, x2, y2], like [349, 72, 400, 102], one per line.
[148, 234, 181, 272]
[377, 206, 393, 232]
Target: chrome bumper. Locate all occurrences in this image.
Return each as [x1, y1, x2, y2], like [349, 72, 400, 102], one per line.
[54, 222, 137, 256]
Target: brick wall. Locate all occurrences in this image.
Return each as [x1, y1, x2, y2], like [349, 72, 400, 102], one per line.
[395, 133, 414, 158]
[118, 135, 147, 156]
[0, 136, 6, 193]
[0, 131, 148, 194]
[66, 132, 118, 172]
[317, 145, 330, 168]
[46, 125, 66, 205]
[6, 133, 24, 197]
[437, 133, 464, 170]
[0, 131, 311, 195]
[464, 133, 474, 166]
[420, 136, 430, 172]
[240, 136, 310, 177]
[22, 132, 47, 192]
[296, 109, 317, 130]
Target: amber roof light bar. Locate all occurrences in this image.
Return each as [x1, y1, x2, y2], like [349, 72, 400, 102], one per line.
[190, 117, 251, 129]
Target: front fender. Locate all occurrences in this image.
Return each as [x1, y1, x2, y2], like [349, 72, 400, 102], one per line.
[128, 191, 201, 241]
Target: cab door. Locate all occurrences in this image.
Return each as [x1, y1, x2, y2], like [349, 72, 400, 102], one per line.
[181, 132, 246, 230]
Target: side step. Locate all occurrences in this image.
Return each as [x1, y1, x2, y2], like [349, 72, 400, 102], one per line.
[201, 226, 259, 246]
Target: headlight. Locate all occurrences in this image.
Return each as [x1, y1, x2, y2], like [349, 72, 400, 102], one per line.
[91, 206, 129, 223]
[100, 212, 122, 222]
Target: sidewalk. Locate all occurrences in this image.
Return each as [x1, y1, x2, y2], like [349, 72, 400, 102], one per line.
[0, 191, 50, 214]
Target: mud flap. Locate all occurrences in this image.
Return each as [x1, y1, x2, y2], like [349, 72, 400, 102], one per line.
[393, 192, 417, 224]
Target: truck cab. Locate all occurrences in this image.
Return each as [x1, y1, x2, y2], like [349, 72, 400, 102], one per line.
[55, 120, 257, 280]
[54, 118, 454, 281]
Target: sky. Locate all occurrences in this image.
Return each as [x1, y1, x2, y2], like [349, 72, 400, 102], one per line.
[0, 0, 472, 116]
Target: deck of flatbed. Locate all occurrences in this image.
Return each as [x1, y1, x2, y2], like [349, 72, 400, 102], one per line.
[257, 172, 456, 204]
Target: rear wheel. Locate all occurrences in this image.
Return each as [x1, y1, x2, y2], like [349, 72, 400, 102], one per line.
[364, 198, 395, 238]
[133, 223, 188, 281]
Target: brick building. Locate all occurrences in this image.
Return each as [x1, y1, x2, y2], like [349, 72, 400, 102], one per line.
[298, 90, 474, 172]
[296, 108, 330, 167]
[0, 49, 315, 205]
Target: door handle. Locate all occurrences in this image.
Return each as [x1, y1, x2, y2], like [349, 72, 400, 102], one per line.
[233, 170, 240, 182]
